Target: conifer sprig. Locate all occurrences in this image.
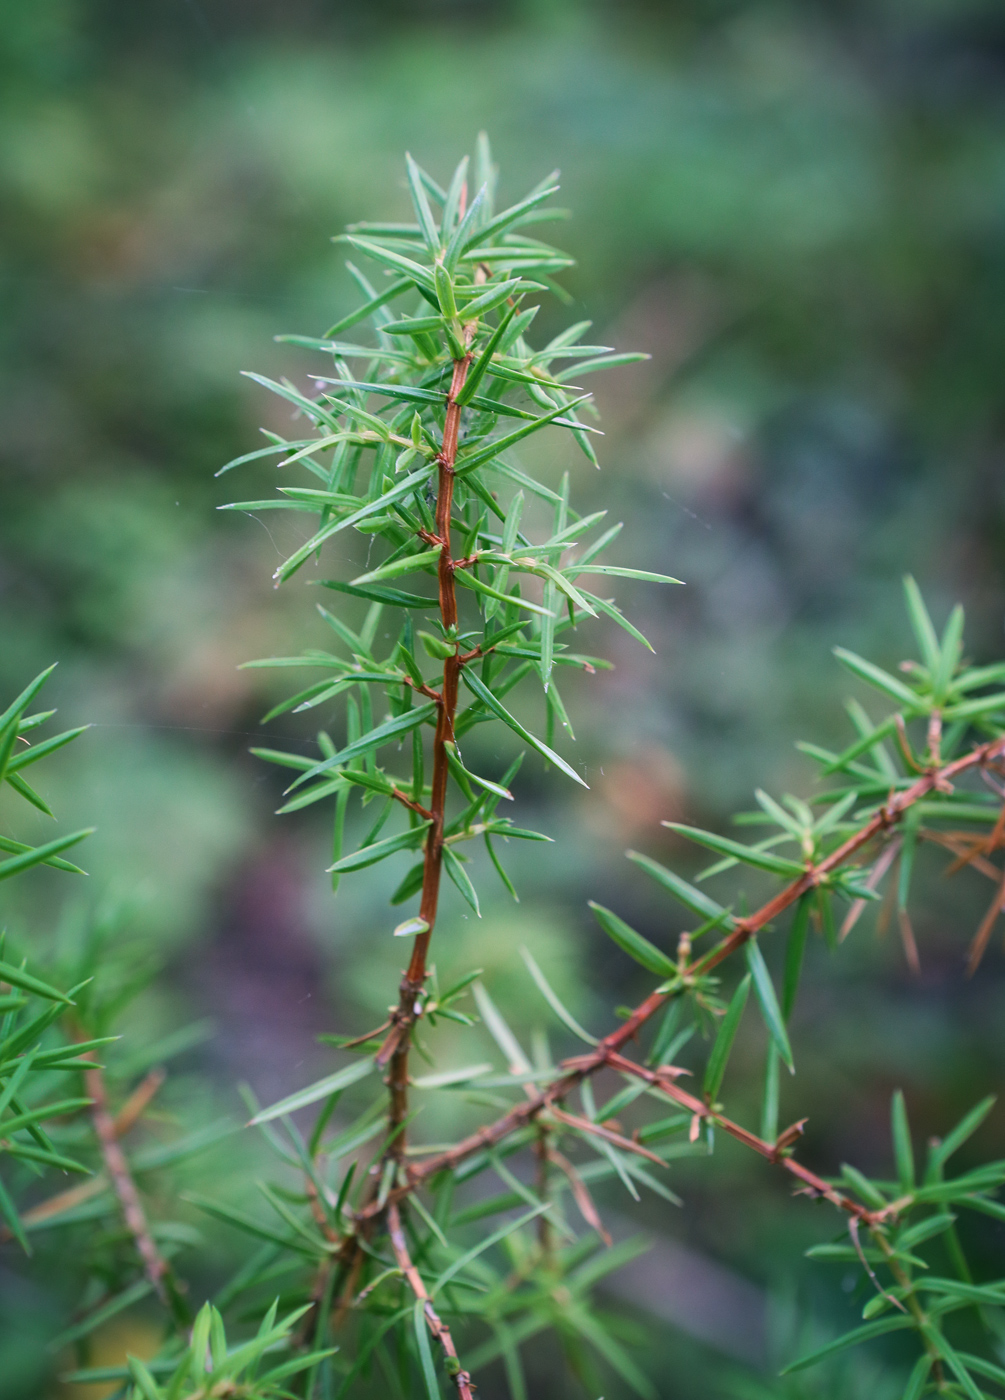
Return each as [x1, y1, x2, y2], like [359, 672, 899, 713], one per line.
[49, 145, 1005, 1400]
[227, 138, 674, 1185]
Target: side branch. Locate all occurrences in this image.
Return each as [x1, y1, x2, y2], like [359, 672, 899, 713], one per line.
[80, 1053, 169, 1302]
[600, 1051, 886, 1224]
[391, 786, 434, 820]
[694, 734, 1005, 977]
[387, 1202, 475, 1399]
[358, 737, 1005, 1219]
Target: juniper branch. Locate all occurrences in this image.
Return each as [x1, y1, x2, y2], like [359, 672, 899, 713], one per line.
[353, 737, 1005, 1226]
[387, 1201, 476, 1399]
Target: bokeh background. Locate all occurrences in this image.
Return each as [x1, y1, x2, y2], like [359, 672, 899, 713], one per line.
[2, 0, 1005, 1395]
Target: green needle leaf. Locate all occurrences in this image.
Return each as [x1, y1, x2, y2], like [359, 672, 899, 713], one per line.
[460, 670, 587, 788]
[891, 1089, 915, 1191]
[463, 185, 561, 252]
[405, 153, 440, 252]
[350, 548, 441, 586]
[519, 946, 597, 1044]
[272, 464, 435, 583]
[443, 184, 486, 274]
[443, 846, 481, 915]
[443, 743, 513, 802]
[453, 567, 555, 617]
[453, 394, 594, 477]
[328, 820, 432, 874]
[455, 277, 530, 322]
[344, 236, 436, 293]
[903, 575, 940, 672]
[588, 902, 676, 978]
[323, 275, 411, 338]
[0, 835, 85, 875]
[783, 893, 812, 1020]
[661, 823, 805, 876]
[927, 1095, 996, 1177]
[0, 957, 76, 1004]
[832, 647, 922, 708]
[703, 974, 751, 1101]
[5, 726, 88, 776]
[430, 1204, 547, 1298]
[249, 1057, 375, 1124]
[288, 703, 437, 790]
[744, 937, 793, 1072]
[780, 1316, 916, 1374]
[0, 664, 58, 735]
[394, 916, 430, 938]
[626, 851, 735, 929]
[454, 304, 518, 407]
[934, 604, 965, 700]
[566, 564, 683, 584]
[413, 1299, 440, 1400]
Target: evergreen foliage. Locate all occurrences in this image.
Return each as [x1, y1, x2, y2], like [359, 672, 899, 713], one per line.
[7, 141, 1005, 1400]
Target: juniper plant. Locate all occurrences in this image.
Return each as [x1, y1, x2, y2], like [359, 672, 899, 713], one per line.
[18, 140, 1005, 1399]
[0, 669, 234, 1355]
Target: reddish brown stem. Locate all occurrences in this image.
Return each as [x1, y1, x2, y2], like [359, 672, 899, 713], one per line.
[357, 1037, 882, 1227]
[547, 1105, 668, 1167]
[391, 786, 434, 820]
[333, 1019, 392, 1051]
[387, 1202, 475, 1399]
[0, 1069, 165, 1246]
[352, 738, 1005, 1219]
[402, 676, 443, 704]
[692, 734, 1005, 978]
[600, 1052, 886, 1223]
[305, 1174, 340, 1245]
[534, 1123, 553, 1257]
[382, 350, 474, 1158]
[80, 1053, 169, 1302]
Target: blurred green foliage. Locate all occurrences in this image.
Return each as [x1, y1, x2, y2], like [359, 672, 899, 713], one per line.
[2, 1, 1005, 1396]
